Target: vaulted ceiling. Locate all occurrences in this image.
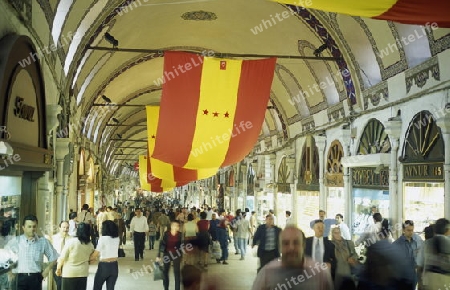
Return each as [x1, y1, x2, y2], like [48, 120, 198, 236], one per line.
[40, 0, 450, 174]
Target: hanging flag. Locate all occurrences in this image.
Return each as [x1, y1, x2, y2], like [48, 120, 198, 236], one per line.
[145, 151, 189, 188]
[147, 106, 217, 181]
[152, 51, 276, 169]
[138, 155, 173, 192]
[273, 0, 450, 27]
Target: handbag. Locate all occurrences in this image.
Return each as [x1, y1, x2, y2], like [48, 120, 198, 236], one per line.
[118, 247, 126, 257]
[153, 261, 164, 281]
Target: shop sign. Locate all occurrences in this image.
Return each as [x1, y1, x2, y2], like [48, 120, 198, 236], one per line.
[13, 96, 35, 122]
[403, 163, 444, 181]
[352, 167, 389, 188]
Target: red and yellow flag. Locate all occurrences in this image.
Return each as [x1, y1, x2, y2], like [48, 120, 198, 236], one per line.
[147, 106, 217, 181]
[138, 155, 173, 192]
[152, 51, 276, 169]
[274, 0, 450, 27]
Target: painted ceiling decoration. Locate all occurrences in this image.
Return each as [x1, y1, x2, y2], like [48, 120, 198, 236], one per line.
[146, 106, 217, 182]
[274, 0, 450, 27]
[152, 51, 277, 169]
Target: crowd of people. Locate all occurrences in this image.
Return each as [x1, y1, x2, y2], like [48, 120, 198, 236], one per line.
[0, 199, 449, 290]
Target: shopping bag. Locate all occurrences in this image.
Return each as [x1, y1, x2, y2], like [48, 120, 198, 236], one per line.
[210, 240, 222, 259]
[153, 261, 164, 281]
[118, 247, 126, 257]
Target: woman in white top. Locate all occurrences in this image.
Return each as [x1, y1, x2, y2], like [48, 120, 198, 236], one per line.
[55, 222, 94, 290]
[183, 214, 198, 265]
[90, 220, 120, 290]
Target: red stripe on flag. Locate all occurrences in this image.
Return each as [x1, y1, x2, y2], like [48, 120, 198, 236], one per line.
[373, 0, 450, 27]
[173, 166, 198, 182]
[153, 51, 204, 167]
[222, 58, 277, 167]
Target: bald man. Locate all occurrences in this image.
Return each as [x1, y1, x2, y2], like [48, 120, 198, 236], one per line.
[252, 226, 333, 290]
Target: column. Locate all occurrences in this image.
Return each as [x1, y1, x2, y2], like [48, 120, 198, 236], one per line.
[270, 154, 277, 218]
[315, 135, 327, 210]
[436, 115, 450, 218]
[340, 127, 352, 233]
[68, 143, 79, 211]
[385, 119, 402, 234]
[56, 138, 70, 223]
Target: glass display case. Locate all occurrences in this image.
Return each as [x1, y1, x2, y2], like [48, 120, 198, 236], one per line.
[403, 182, 444, 233]
[352, 188, 390, 237]
[296, 191, 319, 237]
[327, 187, 345, 218]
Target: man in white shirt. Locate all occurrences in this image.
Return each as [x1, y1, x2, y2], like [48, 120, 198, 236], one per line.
[50, 221, 71, 290]
[130, 208, 149, 261]
[335, 214, 351, 240]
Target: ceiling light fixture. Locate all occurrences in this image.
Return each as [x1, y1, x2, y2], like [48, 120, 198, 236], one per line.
[112, 118, 120, 123]
[104, 32, 118, 48]
[313, 43, 328, 57]
[102, 95, 112, 103]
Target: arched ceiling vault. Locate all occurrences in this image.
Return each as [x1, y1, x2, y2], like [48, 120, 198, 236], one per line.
[45, 0, 450, 172]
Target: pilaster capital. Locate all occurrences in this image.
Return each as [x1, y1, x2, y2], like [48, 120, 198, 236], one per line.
[315, 135, 326, 153]
[385, 119, 402, 140]
[56, 138, 71, 160]
[46, 104, 62, 134]
[436, 115, 450, 134]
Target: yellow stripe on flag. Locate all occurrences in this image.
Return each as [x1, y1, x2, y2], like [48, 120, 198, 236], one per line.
[147, 106, 176, 181]
[184, 57, 242, 169]
[138, 155, 151, 191]
[273, 0, 397, 18]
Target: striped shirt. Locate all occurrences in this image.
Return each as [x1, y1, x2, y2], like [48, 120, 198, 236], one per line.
[265, 227, 276, 251]
[5, 235, 58, 273]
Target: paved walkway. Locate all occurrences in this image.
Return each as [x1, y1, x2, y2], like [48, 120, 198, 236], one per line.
[85, 239, 259, 290]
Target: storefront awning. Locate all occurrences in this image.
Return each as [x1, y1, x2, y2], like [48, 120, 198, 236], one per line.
[341, 153, 390, 168]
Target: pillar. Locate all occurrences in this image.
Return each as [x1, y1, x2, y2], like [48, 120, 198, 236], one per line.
[385, 118, 402, 234]
[436, 115, 450, 218]
[341, 127, 352, 233]
[55, 138, 70, 223]
[315, 135, 327, 210]
[68, 143, 79, 212]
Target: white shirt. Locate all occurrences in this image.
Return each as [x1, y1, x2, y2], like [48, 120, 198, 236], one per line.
[130, 215, 149, 233]
[312, 237, 325, 263]
[96, 236, 120, 259]
[51, 233, 72, 254]
[68, 220, 77, 237]
[338, 222, 351, 240]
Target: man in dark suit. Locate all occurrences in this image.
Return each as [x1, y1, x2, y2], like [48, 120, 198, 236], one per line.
[252, 214, 282, 272]
[305, 219, 337, 279]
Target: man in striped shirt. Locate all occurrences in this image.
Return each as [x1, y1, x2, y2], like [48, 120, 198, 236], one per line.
[5, 214, 58, 290]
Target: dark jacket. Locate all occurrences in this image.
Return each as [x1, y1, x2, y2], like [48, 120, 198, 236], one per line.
[252, 224, 282, 258]
[305, 236, 337, 279]
[158, 230, 182, 258]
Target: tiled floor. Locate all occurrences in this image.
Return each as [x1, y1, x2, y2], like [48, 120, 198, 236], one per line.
[85, 239, 259, 290]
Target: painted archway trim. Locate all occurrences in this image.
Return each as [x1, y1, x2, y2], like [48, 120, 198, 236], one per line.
[288, 6, 357, 104]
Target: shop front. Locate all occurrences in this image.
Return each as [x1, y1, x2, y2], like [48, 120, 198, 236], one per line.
[325, 140, 345, 217]
[342, 118, 392, 238]
[0, 34, 53, 252]
[401, 111, 445, 232]
[351, 167, 390, 237]
[296, 136, 320, 236]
